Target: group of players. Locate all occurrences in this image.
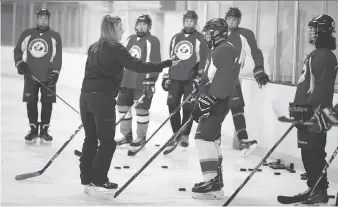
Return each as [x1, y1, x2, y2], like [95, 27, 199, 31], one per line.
[13, 7, 338, 205]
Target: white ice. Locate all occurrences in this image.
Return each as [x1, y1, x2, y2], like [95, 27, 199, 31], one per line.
[1, 46, 337, 206]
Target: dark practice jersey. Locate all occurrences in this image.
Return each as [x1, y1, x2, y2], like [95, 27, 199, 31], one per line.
[121, 33, 161, 89]
[200, 41, 240, 113]
[227, 27, 264, 85]
[168, 30, 208, 81]
[14, 28, 62, 81]
[294, 48, 338, 112]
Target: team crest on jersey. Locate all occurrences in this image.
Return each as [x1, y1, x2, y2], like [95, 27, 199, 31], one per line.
[28, 38, 48, 58]
[174, 40, 193, 60]
[129, 45, 142, 59]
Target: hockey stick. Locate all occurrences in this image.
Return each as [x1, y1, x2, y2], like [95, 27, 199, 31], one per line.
[114, 117, 194, 199]
[29, 74, 80, 115]
[15, 123, 83, 180]
[74, 94, 146, 157]
[127, 89, 197, 156]
[223, 124, 295, 206]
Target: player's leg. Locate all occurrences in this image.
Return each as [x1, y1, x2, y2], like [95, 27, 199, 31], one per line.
[87, 93, 118, 194]
[116, 88, 133, 145]
[39, 82, 56, 144]
[180, 78, 195, 147]
[192, 114, 227, 200]
[230, 84, 257, 156]
[166, 80, 184, 145]
[130, 89, 152, 147]
[22, 76, 40, 144]
[79, 93, 98, 193]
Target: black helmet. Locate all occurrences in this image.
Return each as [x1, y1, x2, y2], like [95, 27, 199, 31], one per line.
[36, 8, 51, 32]
[225, 7, 242, 19]
[135, 14, 152, 37]
[308, 14, 336, 45]
[202, 18, 228, 48]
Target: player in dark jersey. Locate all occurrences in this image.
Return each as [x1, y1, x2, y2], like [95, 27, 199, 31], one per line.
[116, 14, 161, 148]
[162, 10, 208, 150]
[277, 14, 337, 205]
[190, 18, 240, 200]
[225, 7, 269, 156]
[13, 8, 62, 145]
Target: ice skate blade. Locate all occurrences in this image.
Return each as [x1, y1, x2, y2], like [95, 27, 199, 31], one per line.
[40, 139, 52, 145]
[192, 189, 224, 200]
[86, 186, 115, 200]
[241, 143, 258, 157]
[294, 202, 330, 206]
[25, 139, 38, 145]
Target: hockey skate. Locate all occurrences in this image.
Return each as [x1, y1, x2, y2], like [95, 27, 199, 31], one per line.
[39, 124, 53, 145]
[180, 135, 189, 147]
[296, 189, 329, 206]
[130, 136, 146, 147]
[239, 139, 258, 156]
[194, 165, 224, 188]
[86, 181, 118, 200]
[116, 133, 133, 148]
[25, 123, 39, 145]
[192, 176, 224, 200]
[278, 188, 312, 204]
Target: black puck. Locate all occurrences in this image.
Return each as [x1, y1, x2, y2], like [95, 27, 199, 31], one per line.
[123, 165, 130, 169]
[161, 165, 168, 169]
[248, 168, 254, 171]
[74, 149, 82, 156]
[289, 170, 296, 173]
[328, 195, 335, 199]
[301, 176, 307, 180]
[155, 144, 160, 147]
[178, 188, 186, 191]
[257, 169, 262, 172]
[274, 172, 281, 175]
[240, 168, 246, 172]
[114, 166, 121, 169]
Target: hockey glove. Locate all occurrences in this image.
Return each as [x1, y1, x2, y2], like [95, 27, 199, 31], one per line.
[192, 77, 202, 95]
[143, 77, 156, 99]
[161, 73, 171, 91]
[16, 60, 30, 75]
[253, 67, 269, 88]
[47, 70, 60, 87]
[307, 107, 338, 133]
[192, 93, 217, 122]
[288, 103, 313, 129]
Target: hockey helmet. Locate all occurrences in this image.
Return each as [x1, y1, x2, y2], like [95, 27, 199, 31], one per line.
[202, 18, 228, 48]
[308, 14, 336, 45]
[135, 14, 152, 37]
[36, 8, 51, 32]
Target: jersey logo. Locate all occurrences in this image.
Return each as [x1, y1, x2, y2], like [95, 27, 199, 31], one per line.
[28, 38, 48, 58]
[298, 61, 308, 85]
[129, 45, 142, 59]
[174, 40, 193, 60]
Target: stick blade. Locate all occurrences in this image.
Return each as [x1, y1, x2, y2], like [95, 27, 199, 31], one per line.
[15, 171, 41, 180]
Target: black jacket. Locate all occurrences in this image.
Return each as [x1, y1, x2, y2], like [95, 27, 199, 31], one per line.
[81, 41, 172, 95]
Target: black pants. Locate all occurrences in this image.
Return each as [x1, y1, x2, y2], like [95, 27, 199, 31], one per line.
[301, 148, 328, 190]
[79, 92, 117, 185]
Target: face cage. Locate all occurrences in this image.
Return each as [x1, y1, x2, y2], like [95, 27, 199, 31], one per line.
[36, 15, 50, 31]
[135, 22, 151, 36]
[203, 29, 219, 48]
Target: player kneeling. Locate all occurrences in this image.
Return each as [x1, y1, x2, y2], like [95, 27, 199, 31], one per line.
[191, 18, 240, 200]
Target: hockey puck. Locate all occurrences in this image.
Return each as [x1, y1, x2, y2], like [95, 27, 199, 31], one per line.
[288, 170, 296, 173]
[155, 144, 160, 147]
[257, 169, 262, 172]
[328, 195, 335, 199]
[248, 168, 254, 171]
[240, 168, 246, 172]
[301, 176, 307, 180]
[178, 188, 186, 191]
[123, 165, 130, 169]
[274, 172, 281, 175]
[161, 165, 168, 169]
[114, 166, 121, 169]
[74, 149, 82, 157]
[263, 163, 269, 166]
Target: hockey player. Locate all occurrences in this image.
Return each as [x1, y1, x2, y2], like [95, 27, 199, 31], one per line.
[225, 7, 269, 156]
[162, 10, 208, 149]
[307, 103, 338, 207]
[79, 15, 179, 196]
[13, 8, 62, 145]
[116, 14, 161, 147]
[190, 18, 240, 200]
[277, 14, 337, 205]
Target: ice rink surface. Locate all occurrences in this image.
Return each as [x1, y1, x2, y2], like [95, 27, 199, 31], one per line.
[1, 46, 337, 206]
